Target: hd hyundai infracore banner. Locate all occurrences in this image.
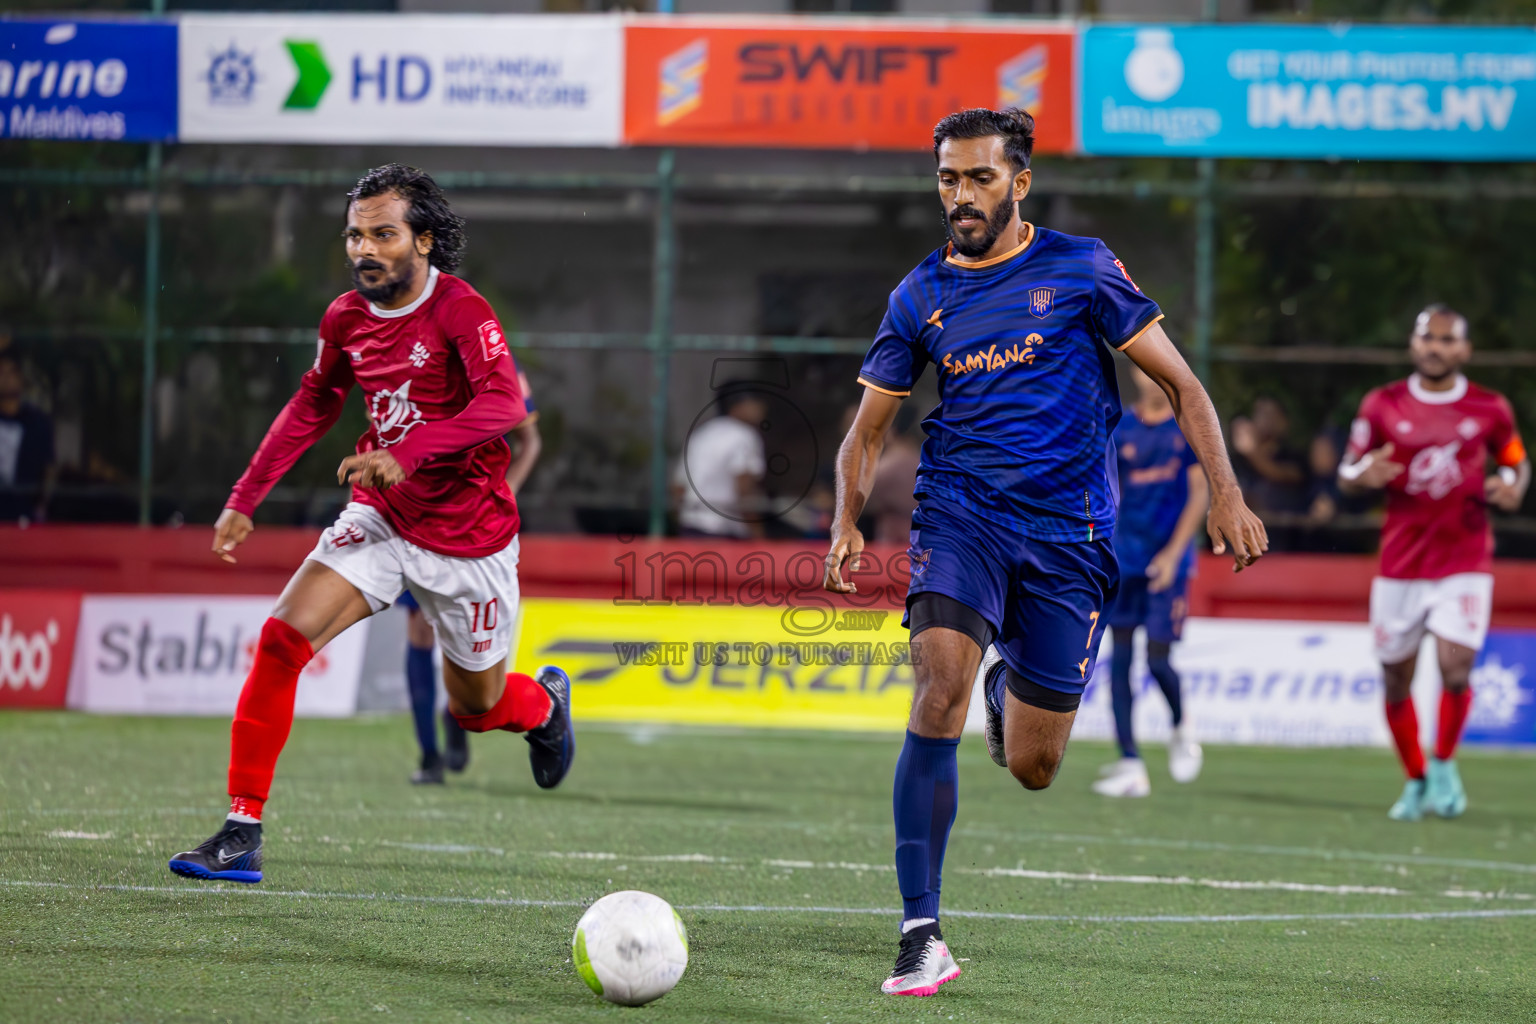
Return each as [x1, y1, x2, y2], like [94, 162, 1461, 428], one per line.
[178, 14, 624, 146]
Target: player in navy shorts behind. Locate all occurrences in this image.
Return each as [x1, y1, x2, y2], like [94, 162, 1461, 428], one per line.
[823, 108, 1267, 996]
[1092, 364, 1209, 799]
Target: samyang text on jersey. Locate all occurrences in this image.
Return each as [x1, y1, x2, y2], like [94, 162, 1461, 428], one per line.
[858, 224, 1163, 543]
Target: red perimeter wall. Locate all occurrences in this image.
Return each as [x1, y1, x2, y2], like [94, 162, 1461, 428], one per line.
[3, 525, 1536, 627]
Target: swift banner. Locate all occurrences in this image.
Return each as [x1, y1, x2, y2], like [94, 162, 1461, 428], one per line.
[1081, 24, 1536, 160]
[624, 17, 1075, 152]
[0, 19, 177, 141]
[515, 598, 917, 731]
[178, 14, 623, 145]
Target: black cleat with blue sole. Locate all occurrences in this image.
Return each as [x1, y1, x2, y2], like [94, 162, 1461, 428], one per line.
[168, 820, 263, 884]
[526, 665, 575, 789]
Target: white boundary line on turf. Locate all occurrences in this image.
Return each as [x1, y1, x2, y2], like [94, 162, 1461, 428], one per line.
[5, 880, 1536, 925]
[373, 846, 1533, 900]
[20, 809, 1536, 878]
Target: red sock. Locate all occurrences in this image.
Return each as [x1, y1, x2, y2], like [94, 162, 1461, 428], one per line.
[226, 618, 313, 818]
[1384, 697, 1426, 780]
[1434, 688, 1474, 761]
[452, 672, 551, 734]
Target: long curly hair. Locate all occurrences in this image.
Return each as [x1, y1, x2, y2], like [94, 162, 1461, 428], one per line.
[347, 164, 467, 273]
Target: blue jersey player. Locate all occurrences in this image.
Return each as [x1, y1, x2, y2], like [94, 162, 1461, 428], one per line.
[1092, 365, 1209, 800]
[823, 108, 1267, 997]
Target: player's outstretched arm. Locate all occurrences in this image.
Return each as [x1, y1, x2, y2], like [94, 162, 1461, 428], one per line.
[824, 388, 902, 594]
[1124, 322, 1268, 572]
[220, 330, 355, 561]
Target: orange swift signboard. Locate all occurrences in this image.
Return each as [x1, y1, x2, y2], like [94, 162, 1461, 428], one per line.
[624, 18, 1077, 153]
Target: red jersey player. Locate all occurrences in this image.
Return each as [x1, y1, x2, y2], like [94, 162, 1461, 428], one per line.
[167, 165, 574, 884]
[1339, 304, 1529, 822]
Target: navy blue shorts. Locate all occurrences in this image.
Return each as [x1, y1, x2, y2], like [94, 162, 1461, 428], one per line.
[1106, 573, 1189, 644]
[903, 501, 1119, 698]
[396, 589, 419, 611]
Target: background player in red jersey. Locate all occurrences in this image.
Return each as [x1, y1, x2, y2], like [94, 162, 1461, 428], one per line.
[1340, 304, 1529, 822]
[167, 165, 574, 884]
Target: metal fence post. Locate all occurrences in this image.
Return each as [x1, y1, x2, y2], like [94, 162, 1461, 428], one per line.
[1193, 157, 1215, 382]
[647, 149, 677, 538]
[138, 141, 162, 526]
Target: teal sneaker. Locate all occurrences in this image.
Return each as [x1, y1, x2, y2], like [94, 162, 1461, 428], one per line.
[1388, 778, 1427, 821]
[1425, 757, 1468, 818]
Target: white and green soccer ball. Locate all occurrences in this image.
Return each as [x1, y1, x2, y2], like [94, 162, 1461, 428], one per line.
[572, 890, 689, 1006]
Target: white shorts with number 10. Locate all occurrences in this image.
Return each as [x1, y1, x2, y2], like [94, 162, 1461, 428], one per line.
[1369, 573, 1493, 664]
[306, 502, 519, 671]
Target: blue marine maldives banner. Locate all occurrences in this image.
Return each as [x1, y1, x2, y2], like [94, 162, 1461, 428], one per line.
[1081, 24, 1536, 160]
[1463, 630, 1536, 747]
[0, 19, 177, 141]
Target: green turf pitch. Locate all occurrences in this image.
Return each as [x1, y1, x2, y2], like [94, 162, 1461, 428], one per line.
[2, 714, 1534, 1023]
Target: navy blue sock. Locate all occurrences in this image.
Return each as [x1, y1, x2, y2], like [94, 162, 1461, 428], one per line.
[893, 730, 960, 922]
[1147, 642, 1183, 727]
[406, 644, 438, 757]
[1109, 628, 1137, 759]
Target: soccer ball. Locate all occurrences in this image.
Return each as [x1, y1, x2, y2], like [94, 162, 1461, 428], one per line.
[572, 890, 689, 1006]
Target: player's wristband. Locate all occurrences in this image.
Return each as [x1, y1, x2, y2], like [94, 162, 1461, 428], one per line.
[1337, 454, 1373, 482]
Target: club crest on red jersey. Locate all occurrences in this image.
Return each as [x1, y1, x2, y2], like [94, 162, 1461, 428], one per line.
[479, 320, 508, 362]
[1029, 287, 1055, 319]
[370, 379, 424, 447]
[1406, 440, 1464, 500]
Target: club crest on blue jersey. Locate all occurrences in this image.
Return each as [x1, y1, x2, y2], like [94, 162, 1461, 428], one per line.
[908, 546, 933, 577]
[1029, 287, 1055, 319]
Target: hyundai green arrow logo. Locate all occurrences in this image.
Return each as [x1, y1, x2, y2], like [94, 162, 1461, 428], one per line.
[283, 40, 331, 110]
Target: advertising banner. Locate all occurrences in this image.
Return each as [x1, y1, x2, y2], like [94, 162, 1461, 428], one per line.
[0, 590, 81, 709]
[624, 18, 1076, 152]
[1463, 630, 1536, 746]
[178, 14, 624, 146]
[67, 595, 365, 717]
[516, 597, 917, 731]
[1081, 24, 1536, 160]
[0, 19, 177, 141]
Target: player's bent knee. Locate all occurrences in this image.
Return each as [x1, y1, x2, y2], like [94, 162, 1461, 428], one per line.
[1008, 750, 1061, 791]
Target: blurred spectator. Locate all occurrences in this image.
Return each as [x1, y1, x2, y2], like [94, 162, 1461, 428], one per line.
[866, 405, 922, 545]
[1306, 426, 1346, 523]
[673, 390, 767, 538]
[1230, 395, 1307, 516]
[0, 349, 55, 523]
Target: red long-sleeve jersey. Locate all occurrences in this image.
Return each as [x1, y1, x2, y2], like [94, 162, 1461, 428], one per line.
[227, 268, 527, 557]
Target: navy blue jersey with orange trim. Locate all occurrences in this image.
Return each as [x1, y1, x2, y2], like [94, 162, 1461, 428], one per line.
[858, 225, 1162, 543]
[1112, 410, 1198, 577]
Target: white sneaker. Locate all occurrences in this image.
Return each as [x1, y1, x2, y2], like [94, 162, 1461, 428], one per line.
[1091, 758, 1151, 798]
[881, 925, 961, 997]
[1168, 723, 1203, 783]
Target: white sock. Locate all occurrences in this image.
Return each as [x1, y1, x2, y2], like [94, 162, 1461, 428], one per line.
[901, 917, 937, 934]
[226, 812, 260, 825]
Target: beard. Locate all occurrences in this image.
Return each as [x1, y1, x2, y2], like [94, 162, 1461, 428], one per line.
[350, 257, 417, 305]
[944, 198, 1017, 258]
